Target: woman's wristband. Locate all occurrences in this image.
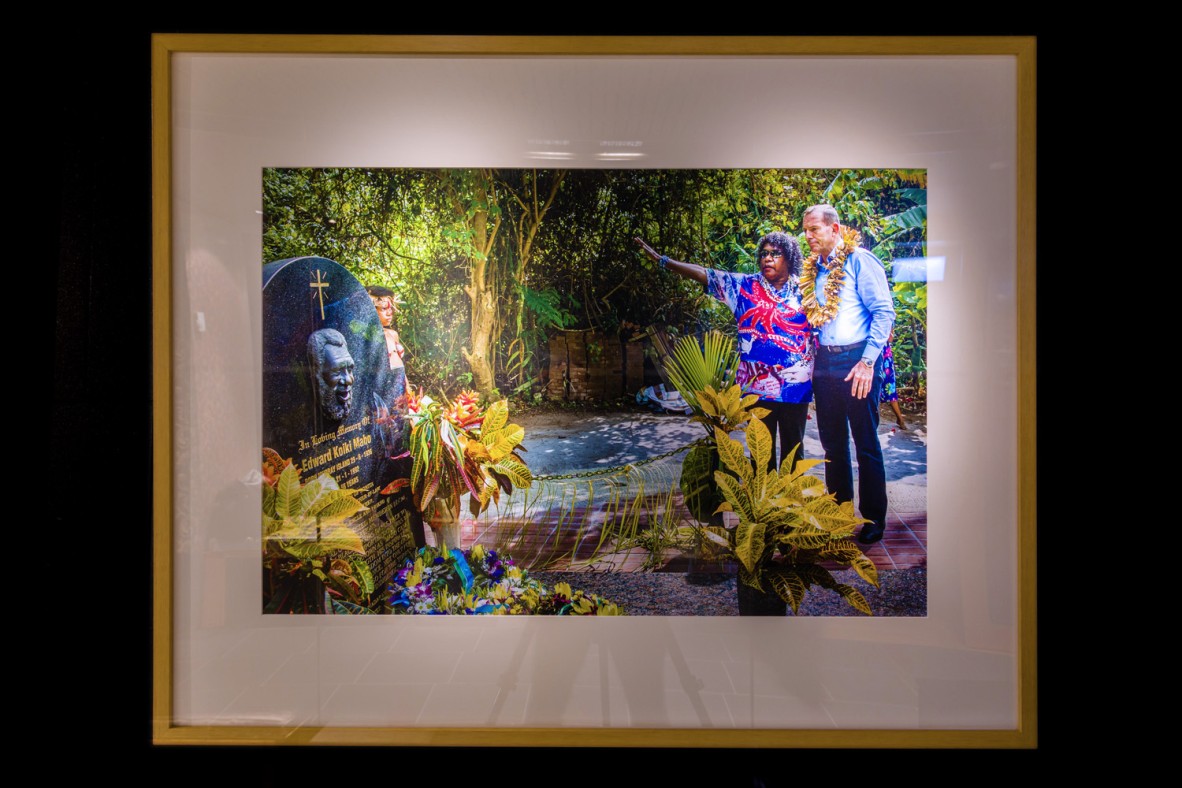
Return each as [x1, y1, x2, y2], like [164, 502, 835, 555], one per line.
[658, 255, 670, 269]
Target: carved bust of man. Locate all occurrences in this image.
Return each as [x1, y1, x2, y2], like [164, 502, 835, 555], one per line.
[307, 328, 355, 422]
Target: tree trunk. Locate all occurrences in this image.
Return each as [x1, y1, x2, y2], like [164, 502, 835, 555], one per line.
[451, 170, 565, 399]
[457, 171, 500, 397]
[463, 288, 497, 395]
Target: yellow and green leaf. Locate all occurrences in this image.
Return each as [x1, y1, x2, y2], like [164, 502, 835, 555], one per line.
[276, 463, 302, 519]
[747, 417, 772, 497]
[482, 399, 509, 434]
[836, 585, 872, 615]
[490, 458, 532, 489]
[715, 427, 752, 486]
[309, 491, 368, 524]
[768, 568, 808, 614]
[713, 471, 754, 523]
[732, 520, 766, 574]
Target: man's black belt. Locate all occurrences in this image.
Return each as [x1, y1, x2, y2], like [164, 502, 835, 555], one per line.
[817, 341, 866, 353]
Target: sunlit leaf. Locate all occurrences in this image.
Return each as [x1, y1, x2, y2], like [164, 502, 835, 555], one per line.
[276, 463, 301, 519]
[308, 490, 368, 523]
[733, 520, 766, 574]
[715, 428, 752, 486]
[482, 399, 509, 434]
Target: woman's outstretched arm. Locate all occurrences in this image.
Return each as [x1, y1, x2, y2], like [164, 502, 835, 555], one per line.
[634, 237, 707, 285]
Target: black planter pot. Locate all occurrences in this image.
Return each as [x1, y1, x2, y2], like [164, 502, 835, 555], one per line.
[737, 578, 788, 616]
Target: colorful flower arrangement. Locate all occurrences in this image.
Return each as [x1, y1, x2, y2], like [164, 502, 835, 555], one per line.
[395, 386, 532, 517]
[388, 544, 625, 616]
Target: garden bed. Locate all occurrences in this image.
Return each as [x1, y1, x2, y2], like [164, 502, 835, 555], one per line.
[532, 567, 927, 617]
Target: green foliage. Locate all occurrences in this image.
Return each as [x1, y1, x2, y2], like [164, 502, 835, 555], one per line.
[263, 167, 926, 406]
[662, 331, 766, 551]
[883, 204, 927, 234]
[890, 281, 928, 397]
[612, 509, 688, 573]
[405, 393, 533, 517]
[662, 331, 740, 421]
[661, 331, 784, 577]
[470, 399, 533, 513]
[521, 285, 576, 330]
[261, 459, 377, 614]
[263, 464, 367, 557]
[680, 443, 720, 523]
[707, 419, 879, 615]
[692, 385, 770, 436]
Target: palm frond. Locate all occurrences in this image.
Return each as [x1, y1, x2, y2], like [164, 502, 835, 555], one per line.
[663, 331, 738, 419]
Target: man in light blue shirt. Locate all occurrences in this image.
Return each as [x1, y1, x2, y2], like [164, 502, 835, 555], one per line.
[800, 204, 895, 544]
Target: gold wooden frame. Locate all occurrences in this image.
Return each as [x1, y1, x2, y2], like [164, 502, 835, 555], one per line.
[152, 34, 1036, 748]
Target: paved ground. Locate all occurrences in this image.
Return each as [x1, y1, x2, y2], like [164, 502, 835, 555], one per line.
[432, 403, 927, 572]
[524, 404, 926, 571]
[518, 403, 926, 488]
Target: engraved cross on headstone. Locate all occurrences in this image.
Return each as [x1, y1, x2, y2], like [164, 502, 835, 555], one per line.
[310, 269, 330, 320]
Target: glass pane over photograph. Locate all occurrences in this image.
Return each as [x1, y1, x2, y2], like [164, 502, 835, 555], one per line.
[160, 45, 1026, 738]
[260, 167, 929, 618]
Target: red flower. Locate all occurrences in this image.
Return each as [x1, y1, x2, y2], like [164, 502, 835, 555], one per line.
[446, 390, 484, 429]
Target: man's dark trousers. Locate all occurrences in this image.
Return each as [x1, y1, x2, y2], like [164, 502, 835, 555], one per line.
[813, 341, 887, 529]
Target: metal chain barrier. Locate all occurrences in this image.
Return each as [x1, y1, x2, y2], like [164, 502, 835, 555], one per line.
[532, 437, 709, 481]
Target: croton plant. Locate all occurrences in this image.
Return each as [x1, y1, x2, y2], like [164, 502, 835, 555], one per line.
[399, 386, 533, 517]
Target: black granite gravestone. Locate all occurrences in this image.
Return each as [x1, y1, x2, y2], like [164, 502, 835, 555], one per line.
[263, 256, 423, 608]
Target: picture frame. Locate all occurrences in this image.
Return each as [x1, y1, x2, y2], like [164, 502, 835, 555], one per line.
[152, 34, 1036, 747]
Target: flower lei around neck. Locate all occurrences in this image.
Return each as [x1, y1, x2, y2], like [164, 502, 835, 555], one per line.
[757, 275, 794, 303]
[800, 226, 862, 327]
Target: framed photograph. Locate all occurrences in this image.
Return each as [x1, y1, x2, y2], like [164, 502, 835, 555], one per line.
[153, 35, 1035, 747]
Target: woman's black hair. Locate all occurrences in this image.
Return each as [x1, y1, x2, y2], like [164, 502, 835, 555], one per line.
[755, 231, 804, 277]
[366, 285, 396, 298]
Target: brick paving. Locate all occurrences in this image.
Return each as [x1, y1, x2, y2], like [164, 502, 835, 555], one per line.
[424, 406, 928, 574]
[425, 494, 926, 573]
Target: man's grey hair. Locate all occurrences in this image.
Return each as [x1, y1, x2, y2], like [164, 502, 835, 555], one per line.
[307, 328, 348, 373]
[803, 204, 840, 225]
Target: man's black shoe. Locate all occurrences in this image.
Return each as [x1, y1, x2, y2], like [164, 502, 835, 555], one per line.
[857, 523, 885, 544]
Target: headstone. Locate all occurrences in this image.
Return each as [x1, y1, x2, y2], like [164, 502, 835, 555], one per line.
[262, 256, 423, 606]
